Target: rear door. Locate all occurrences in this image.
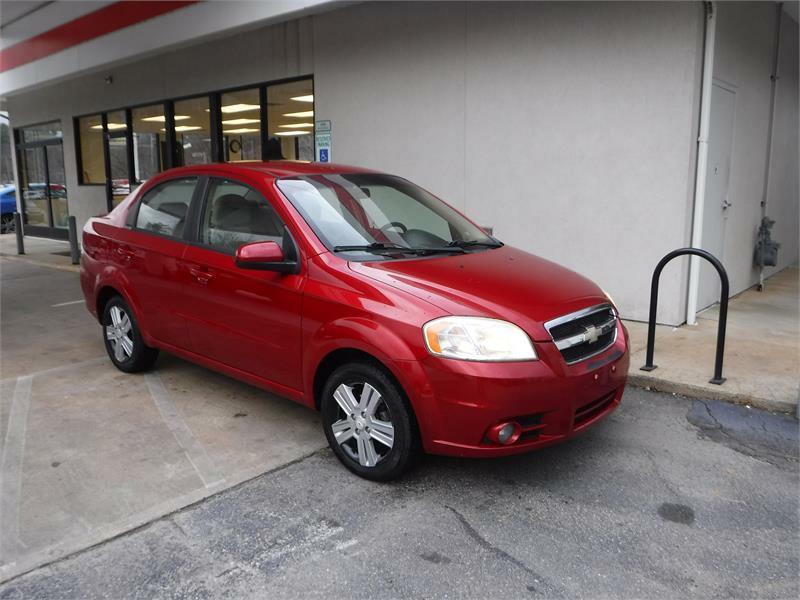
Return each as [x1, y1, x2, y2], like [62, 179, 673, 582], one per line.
[115, 176, 198, 348]
[179, 177, 305, 391]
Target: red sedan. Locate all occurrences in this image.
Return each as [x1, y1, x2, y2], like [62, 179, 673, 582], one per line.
[80, 162, 629, 480]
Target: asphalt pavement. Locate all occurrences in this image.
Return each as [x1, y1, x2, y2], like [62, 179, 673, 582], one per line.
[1, 387, 797, 599]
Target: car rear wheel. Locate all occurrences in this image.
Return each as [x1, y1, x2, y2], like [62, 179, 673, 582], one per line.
[321, 362, 420, 481]
[102, 296, 159, 373]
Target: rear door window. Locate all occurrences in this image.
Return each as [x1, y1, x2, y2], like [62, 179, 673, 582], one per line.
[135, 177, 197, 238]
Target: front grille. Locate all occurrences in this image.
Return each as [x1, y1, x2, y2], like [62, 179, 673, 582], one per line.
[545, 304, 617, 364]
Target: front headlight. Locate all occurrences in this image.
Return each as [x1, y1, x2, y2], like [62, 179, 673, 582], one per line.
[423, 316, 537, 362]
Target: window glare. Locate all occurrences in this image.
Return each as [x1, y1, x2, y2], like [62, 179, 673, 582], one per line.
[277, 174, 491, 256]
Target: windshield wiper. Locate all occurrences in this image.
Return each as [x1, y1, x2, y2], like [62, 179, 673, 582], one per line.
[447, 239, 504, 249]
[332, 243, 465, 256]
[333, 242, 415, 254]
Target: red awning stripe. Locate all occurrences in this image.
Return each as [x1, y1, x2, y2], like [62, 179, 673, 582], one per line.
[0, 1, 198, 74]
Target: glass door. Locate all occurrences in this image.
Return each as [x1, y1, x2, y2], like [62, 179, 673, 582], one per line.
[16, 123, 69, 239]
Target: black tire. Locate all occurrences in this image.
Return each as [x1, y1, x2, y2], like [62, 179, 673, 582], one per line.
[321, 361, 420, 481]
[102, 296, 159, 373]
[0, 214, 14, 234]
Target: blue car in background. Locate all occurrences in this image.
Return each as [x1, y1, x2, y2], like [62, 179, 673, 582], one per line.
[0, 185, 16, 233]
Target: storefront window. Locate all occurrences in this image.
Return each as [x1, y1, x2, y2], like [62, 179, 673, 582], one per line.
[174, 96, 211, 165]
[132, 104, 166, 183]
[267, 79, 314, 161]
[21, 121, 62, 143]
[78, 115, 105, 183]
[221, 88, 261, 162]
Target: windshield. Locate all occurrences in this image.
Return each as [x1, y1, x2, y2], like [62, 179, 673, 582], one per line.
[276, 173, 499, 258]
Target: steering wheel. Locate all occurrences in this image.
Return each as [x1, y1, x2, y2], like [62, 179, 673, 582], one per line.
[380, 221, 408, 234]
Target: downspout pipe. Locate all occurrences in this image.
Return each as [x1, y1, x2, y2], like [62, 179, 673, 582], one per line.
[761, 3, 783, 220]
[686, 1, 717, 326]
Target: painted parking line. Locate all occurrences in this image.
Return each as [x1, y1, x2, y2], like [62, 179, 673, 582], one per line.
[145, 373, 226, 489]
[51, 300, 84, 308]
[0, 375, 34, 563]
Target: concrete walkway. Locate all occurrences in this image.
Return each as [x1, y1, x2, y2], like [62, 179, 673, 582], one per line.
[626, 266, 799, 415]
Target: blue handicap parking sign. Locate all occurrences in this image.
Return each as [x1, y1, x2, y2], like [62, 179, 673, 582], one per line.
[319, 149, 329, 162]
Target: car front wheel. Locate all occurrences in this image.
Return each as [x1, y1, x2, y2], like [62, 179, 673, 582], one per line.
[102, 296, 159, 373]
[321, 362, 420, 481]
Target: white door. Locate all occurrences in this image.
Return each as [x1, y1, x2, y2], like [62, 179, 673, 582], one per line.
[698, 83, 736, 310]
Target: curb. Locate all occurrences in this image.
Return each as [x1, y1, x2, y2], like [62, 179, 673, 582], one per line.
[0, 253, 80, 273]
[627, 373, 797, 416]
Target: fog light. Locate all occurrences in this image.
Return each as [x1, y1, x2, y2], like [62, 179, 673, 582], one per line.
[487, 421, 522, 445]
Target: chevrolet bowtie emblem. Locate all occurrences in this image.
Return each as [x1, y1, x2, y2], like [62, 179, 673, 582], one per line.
[584, 325, 601, 344]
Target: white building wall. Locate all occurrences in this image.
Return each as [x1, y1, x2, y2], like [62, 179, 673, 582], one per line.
[314, 1, 704, 324]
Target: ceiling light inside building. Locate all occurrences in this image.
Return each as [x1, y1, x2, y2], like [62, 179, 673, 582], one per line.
[91, 123, 126, 130]
[224, 128, 259, 134]
[161, 126, 203, 132]
[283, 111, 314, 118]
[279, 123, 313, 128]
[140, 115, 190, 122]
[290, 94, 314, 103]
[274, 130, 311, 136]
[220, 103, 260, 113]
[222, 118, 260, 125]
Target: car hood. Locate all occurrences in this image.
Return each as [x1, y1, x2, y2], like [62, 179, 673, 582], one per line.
[348, 246, 608, 341]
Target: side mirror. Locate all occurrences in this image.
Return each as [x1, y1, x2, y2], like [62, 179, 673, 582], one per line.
[235, 241, 299, 274]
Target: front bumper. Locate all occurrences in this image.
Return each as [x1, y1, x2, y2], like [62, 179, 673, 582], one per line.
[410, 321, 629, 457]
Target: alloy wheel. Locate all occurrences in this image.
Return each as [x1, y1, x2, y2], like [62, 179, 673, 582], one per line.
[106, 305, 134, 362]
[330, 381, 395, 468]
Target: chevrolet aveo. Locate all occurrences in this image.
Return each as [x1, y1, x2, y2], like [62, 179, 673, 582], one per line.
[80, 162, 629, 480]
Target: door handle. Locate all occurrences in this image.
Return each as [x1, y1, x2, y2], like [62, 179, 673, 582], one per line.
[115, 247, 134, 261]
[189, 266, 214, 285]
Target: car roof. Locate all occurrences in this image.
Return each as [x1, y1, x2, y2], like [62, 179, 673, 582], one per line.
[163, 161, 380, 180]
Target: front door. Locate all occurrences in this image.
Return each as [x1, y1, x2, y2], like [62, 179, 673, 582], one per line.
[698, 82, 736, 310]
[180, 177, 304, 391]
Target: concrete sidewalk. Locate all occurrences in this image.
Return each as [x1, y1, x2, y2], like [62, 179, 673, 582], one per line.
[626, 266, 799, 415]
[0, 235, 79, 274]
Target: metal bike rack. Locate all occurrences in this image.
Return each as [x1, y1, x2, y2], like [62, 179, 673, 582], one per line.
[640, 248, 729, 385]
